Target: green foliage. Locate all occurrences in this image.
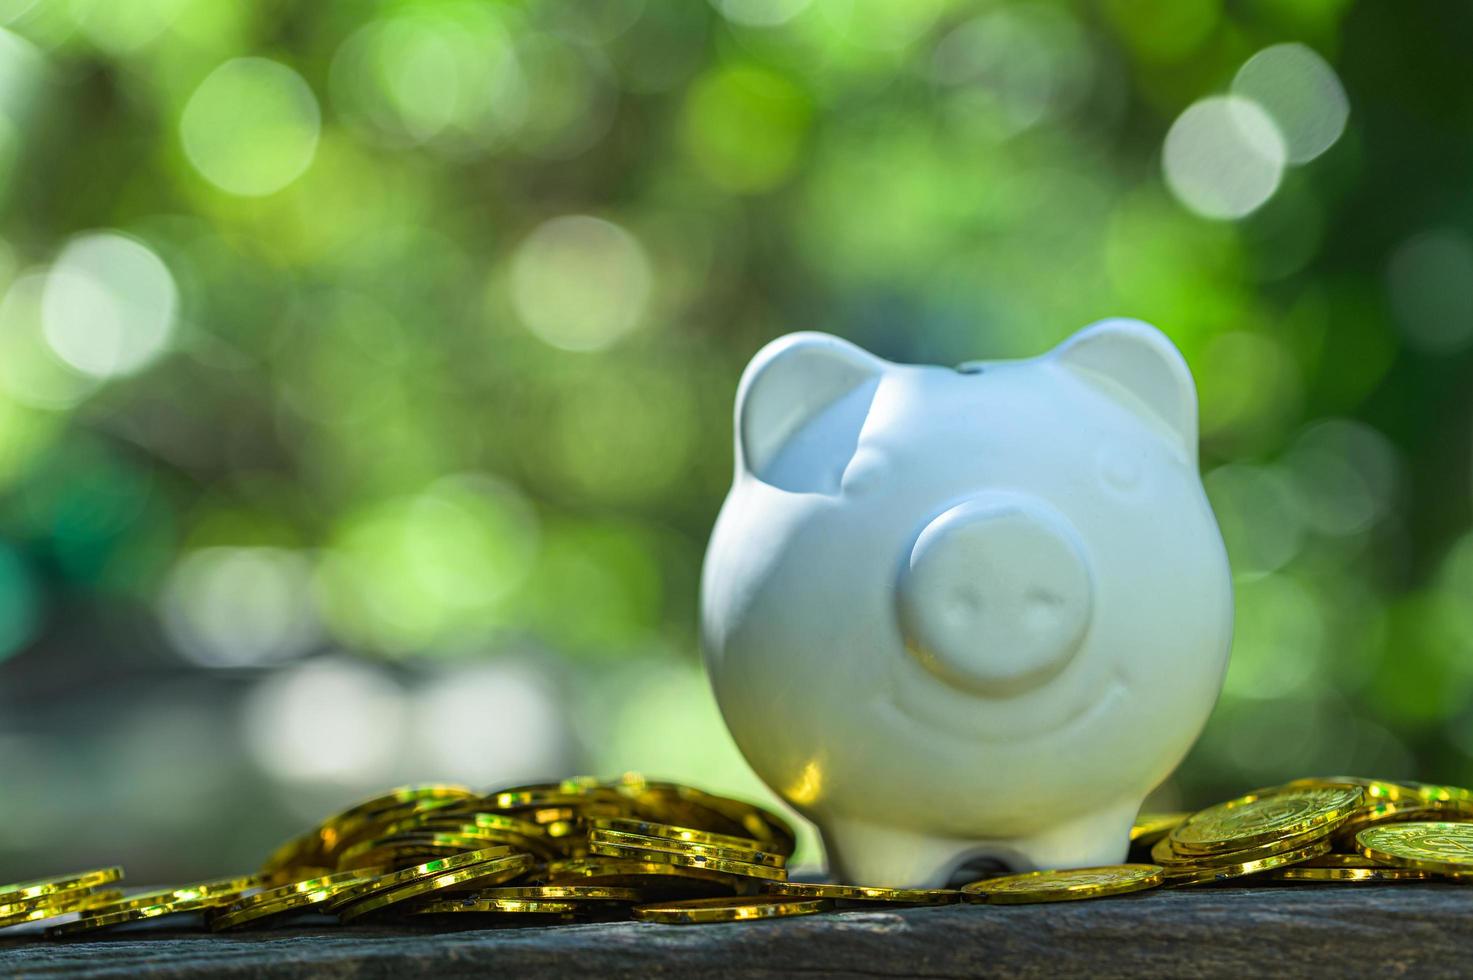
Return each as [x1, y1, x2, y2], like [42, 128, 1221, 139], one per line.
[0, 0, 1468, 876]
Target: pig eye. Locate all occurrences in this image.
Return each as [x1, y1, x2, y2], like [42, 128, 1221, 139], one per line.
[1096, 444, 1145, 497]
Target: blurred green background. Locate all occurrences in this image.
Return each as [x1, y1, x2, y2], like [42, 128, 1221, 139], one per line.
[0, 0, 1467, 882]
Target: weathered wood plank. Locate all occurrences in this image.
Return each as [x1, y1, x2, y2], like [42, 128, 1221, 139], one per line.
[2, 885, 1470, 979]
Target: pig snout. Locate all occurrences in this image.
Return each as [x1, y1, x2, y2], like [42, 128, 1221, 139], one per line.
[897, 493, 1094, 697]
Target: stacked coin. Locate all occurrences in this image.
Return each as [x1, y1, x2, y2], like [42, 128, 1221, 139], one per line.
[18, 772, 1473, 935]
[0, 869, 127, 931]
[965, 775, 1473, 906]
[48, 875, 265, 937]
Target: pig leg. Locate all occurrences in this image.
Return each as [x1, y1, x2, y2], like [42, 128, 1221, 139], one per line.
[821, 799, 1140, 889]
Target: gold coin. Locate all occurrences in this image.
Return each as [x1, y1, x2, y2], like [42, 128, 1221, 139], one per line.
[327, 785, 477, 826]
[588, 829, 785, 868]
[1152, 822, 1333, 868]
[544, 859, 737, 893]
[490, 782, 622, 810]
[961, 865, 1163, 904]
[0, 868, 124, 906]
[0, 889, 124, 928]
[317, 787, 476, 856]
[586, 841, 785, 881]
[1399, 782, 1473, 811]
[1332, 800, 1450, 844]
[224, 870, 371, 912]
[590, 817, 764, 852]
[414, 897, 586, 915]
[335, 855, 535, 923]
[761, 880, 957, 905]
[210, 874, 376, 931]
[1169, 786, 1363, 855]
[1269, 777, 1411, 803]
[1131, 813, 1190, 846]
[1297, 853, 1390, 869]
[1358, 821, 1473, 874]
[338, 834, 506, 870]
[323, 847, 522, 911]
[260, 830, 323, 877]
[632, 895, 829, 924]
[78, 875, 261, 917]
[431, 812, 549, 837]
[47, 888, 229, 937]
[1269, 866, 1430, 882]
[0, 884, 112, 919]
[1164, 839, 1331, 885]
[461, 885, 644, 902]
[617, 777, 797, 857]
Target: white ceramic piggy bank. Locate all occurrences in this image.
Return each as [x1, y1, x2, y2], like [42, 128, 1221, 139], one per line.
[701, 319, 1233, 888]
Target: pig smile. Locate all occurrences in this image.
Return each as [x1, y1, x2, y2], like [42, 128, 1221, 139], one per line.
[883, 664, 1129, 745]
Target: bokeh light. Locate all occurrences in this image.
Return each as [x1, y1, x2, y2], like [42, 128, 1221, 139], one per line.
[929, 7, 1093, 141]
[180, 57, 321, 197]
[1232, 43, 1349, 165]
[316, 476, 540, 655]
[160, 547, 319, 668]
[411, 660, 568, 785]
[41, 232, 177, 380]
[0, 272, 97, 409]
[1385, 229, 1473, 354]
[510, 216, 652, 352]
[681, 64, 811, 194]
[244, 657, 405, 787]
[1163, 95, 1287, 220]
[330, 6, 526, 152]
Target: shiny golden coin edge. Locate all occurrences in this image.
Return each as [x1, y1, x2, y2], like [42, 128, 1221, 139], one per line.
[1169, 787, 1364, 854]
[962, 865, 1163, 904]
[414, 898, 588, 915]
[0, 868, 124, 906]
[633, 896, 830, 924]
[1357, 821, 1473, 874]
[544, 860, 739, 889]
[78, 875, 261, 917]
[323, 847, 519, 910]
[1130, 813, 1191, 844]
[47, 892, 224, 936]
[0, 884, 112, 919]
[590, 817, 765, 853]
[0, 889, 125, 928]
[209, 877, 374, 932]
[586, 841, 785, 881]
[224, 870, 374, 912]
[762, 881, 957, 904]
[463, 885, 644, 902]
[588, 829, 785, 868]
[336, 855, 536, 923]
[1164, 840, 1332, 885]
[1152, 822, 1334, 868]
[1270, 866, 1430, 882]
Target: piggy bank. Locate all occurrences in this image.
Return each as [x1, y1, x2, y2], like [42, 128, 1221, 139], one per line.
[700, 319, 1233, 887]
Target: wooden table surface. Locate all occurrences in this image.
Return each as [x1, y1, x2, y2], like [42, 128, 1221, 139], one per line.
[3, 884, 1469, 978]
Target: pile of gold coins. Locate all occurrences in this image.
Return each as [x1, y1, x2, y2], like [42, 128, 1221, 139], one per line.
[966, 776, 1473, 904]
[7, 773, 1473, 936]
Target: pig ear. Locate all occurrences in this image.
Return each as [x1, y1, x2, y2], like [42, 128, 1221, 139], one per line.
[1051, 318, 1199, 464]
[736, 332, 885, 491]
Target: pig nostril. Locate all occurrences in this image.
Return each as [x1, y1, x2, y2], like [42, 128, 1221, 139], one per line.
[1022, 588, 1065, 635]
